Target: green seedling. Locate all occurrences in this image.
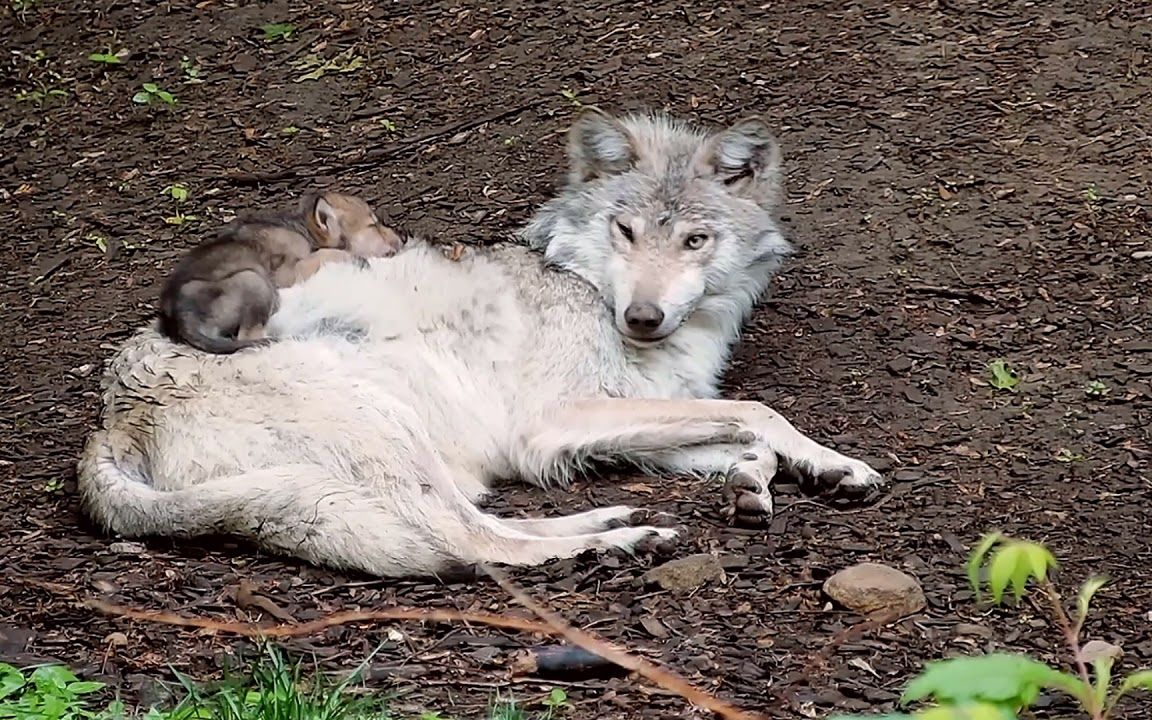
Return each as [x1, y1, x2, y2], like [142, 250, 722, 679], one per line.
[291, 49, 364, 82]
[379, 118, 397, 132]
[835, 534, 1152, 720]
[133, 82, 177, 106]
[559, 88, 582, 107]
[88, 48, 128, 65]
[180, 56, 204, 83]
[1055, 448, 1087, 463]
[16, 87, 68, 103]
[10, 0, 38, 20]
[541, 688, 572, 720]
[163, 183, 189, 203]
[1084, 380, 1109, 399]
[161, 183, 198, 226]
[261, 22, 296, 42]
[987, 359, 1020, 391]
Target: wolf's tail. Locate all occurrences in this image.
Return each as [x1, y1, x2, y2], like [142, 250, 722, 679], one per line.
[77, 430, 666, 577]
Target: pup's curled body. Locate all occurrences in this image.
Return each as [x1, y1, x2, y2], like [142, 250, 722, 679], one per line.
[158, 191, 403, 355]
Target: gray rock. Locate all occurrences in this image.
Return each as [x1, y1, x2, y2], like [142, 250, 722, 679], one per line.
[644, 553, 725, 592]
[823, 562, 926, 615]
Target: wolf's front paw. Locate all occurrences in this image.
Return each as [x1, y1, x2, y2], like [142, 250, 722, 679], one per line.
[796, 453, 886, 501]
[722, 452, 776, 526]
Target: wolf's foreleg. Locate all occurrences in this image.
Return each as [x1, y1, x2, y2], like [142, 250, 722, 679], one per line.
[511, 399, 884, 524]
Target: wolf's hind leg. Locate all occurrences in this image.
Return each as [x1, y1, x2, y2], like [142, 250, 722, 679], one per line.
[498, 506, 639, 537]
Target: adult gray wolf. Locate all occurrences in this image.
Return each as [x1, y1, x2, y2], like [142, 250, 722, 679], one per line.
[78, 108, 885, 578]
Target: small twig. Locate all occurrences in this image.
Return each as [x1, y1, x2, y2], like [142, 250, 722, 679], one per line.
[907, 283, 996, 305]
[810, 608, 906, 669]
[1040, 580, 1103, 720]
[216, 97, 549, 186]
[482, 564, 767, 720]
[84, 597, 556, 638]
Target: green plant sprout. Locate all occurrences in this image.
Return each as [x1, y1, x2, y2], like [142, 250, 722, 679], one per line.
[987, 360, 1020, 391]
[1084, 380, 1109, 399]
[835, 533, 1152, 720]
[161, 183, 198, 226]
[260, 22, 296, 42]
[88, 47, 128, 65]
[290, 49, 364, 82]
[133, 82, 177, 106]
[180, 56, 204, 83]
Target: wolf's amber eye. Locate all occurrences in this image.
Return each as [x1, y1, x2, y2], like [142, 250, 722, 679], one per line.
[615, 220, 635, 242]
[683, 234, 709, 250]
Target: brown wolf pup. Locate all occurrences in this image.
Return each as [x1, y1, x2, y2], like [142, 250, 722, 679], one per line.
[158, 191, 403, 354]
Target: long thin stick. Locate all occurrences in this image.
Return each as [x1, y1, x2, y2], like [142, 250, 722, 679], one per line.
[481, 565, 767, 720]
[84, 597, 555, 638]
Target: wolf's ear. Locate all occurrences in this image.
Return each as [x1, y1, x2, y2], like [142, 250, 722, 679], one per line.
[695, 117, 781, 207]
[567, 108, 636, 183]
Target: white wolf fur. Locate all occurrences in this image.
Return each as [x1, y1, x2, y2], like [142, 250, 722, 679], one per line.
[77, 109, 884, 578]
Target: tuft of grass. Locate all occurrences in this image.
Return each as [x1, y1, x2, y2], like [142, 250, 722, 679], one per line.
[163, 643, 389, 720]
[0, 645, 573, 720]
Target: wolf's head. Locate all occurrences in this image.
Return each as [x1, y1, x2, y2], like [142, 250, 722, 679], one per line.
[522, 109, 792, 347]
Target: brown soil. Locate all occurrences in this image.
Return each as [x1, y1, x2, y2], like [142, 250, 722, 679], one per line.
[1, 1, 1150, 718]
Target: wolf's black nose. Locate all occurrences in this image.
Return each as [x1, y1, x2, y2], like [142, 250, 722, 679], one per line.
[624, 302, 664, 331]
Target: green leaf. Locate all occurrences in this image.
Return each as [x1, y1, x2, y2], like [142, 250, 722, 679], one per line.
[832, 705, 1018, 720]
[1019, 541, 1056, 583]
[1092, 656, 1114, 708]
[131, 91, 151, 104]
[142, 82, 158, 93]
[0, 664, 25, 701]
[1077, 576, 1108, 621]
[261, 22, 296, 41]
[1115, 669, 1152, 698]
[988, 359, 1020, 391]
[65, 681, 103, 695]
[31, 665, 78, 691]
[987, 544, 1018, 603]
[901, 654, 1083, 708]
[967, 532, 1002, 598]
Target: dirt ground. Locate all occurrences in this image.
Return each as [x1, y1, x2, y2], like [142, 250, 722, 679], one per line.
[1, 0, 1150, 718]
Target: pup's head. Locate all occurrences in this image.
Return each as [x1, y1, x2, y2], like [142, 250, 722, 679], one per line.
[523, 109, 792, 346]
[302, 192, 404, 257]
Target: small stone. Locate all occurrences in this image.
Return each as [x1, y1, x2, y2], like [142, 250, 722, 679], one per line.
[104, 632, 129, 647]
[108, 541, 147, 554]
[1080, 639, 1122, 664]
[69, 363, 95, 378]
[954, 623, 993, 638]
[823, 562, 926, 615]
[643, 553, 725, 592]
[886, 356, 913, 374]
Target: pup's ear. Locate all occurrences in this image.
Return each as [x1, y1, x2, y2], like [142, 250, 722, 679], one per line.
[694, 117, 782, 208]
[306, 193, 343, 247]
[567, 107, 636, 184]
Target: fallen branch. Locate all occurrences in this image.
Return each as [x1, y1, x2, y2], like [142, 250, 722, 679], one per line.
[482, 564, 767, 720]
[84, 597, 555, 638]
